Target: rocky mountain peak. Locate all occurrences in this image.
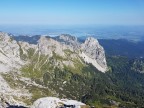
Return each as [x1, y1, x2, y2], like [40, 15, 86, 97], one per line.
[38, 36, 71, 57]
[55, 34, 80, 50]
[80, 37, 107, 72]
[0, 32, 12, 42]
[56, 34, 78, 45]
[59, 34, 77, 42]
[84, 37, 99, 47]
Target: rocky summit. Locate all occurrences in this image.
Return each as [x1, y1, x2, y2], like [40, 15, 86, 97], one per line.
[0, 32, 107, 107]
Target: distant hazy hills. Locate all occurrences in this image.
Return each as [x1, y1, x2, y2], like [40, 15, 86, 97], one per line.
[99, 39, 144, 58]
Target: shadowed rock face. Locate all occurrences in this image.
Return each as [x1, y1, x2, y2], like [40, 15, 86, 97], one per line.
[0, 101, 27, 108]
[6, 105, 27, 108]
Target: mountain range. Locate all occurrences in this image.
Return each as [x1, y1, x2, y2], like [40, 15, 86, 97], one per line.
[0, 32, 107, 108]
[1, 32, 144, 108]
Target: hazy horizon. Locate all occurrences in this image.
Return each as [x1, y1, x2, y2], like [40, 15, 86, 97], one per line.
[0, 0, 144, 40]
[0, 25, 144, 41]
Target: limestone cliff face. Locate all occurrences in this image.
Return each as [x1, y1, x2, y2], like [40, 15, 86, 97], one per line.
[0, 32, 23, 72]
[38, 36, 72, 57]
[55, 35, 107, 72]
[81, 37, 107, 72]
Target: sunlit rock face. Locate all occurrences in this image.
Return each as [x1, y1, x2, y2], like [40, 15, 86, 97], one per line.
[80, 37, 107, 72]
[55, 35, 107, 72]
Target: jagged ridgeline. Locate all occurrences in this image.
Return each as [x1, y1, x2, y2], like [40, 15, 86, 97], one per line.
[0, 32, 108, 107]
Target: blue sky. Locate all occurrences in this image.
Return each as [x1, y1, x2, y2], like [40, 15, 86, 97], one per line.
[0, 0, 144, 25]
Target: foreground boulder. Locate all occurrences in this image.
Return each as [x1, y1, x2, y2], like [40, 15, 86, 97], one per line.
[31, 97, 87, 108]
